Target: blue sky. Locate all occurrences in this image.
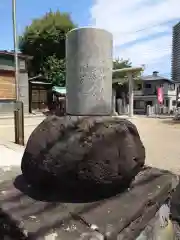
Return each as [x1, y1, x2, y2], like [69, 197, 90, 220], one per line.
[0, 0, 180, 77]
[0, 0, 93, 50]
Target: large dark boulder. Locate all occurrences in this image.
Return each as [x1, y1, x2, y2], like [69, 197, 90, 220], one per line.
[21, 116, 145, 196]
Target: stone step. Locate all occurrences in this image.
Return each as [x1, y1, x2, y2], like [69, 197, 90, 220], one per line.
[0, 167, 178, 239]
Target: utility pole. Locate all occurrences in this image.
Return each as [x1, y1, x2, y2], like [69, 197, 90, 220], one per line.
[12, 0, 19, 100]
[12, 0, 24, 145]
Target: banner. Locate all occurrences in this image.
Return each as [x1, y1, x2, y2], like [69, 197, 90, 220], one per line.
[157, 87, 163, 104]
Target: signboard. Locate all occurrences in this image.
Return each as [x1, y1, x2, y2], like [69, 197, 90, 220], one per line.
[157, 87, 163, 104]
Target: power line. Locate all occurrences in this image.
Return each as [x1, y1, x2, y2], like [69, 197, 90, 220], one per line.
[116, 19, 180, 35]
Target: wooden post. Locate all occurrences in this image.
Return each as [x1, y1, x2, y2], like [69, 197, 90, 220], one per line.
[14, 101, 24, 146]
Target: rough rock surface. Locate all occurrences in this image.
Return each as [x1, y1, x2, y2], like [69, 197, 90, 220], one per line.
[21, 116, 145, 196]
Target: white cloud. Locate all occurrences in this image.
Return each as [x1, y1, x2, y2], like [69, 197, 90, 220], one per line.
[89, 0, 180, 75]
[114, 34, 172, 70]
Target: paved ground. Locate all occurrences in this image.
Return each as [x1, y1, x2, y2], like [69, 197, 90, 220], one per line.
[131, 117, 180, 174]
[0, 116, 46, 143]
[0, 139, 24, 168]
[0, 115, 180, 174]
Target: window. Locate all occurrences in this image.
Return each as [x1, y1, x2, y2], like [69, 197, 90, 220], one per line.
[172, 100, 176, 106]
[145, 83, 151, 88]
[134, 100, 145, 109]
[168, 84, 175, 91]
[165, 99, 169, 107]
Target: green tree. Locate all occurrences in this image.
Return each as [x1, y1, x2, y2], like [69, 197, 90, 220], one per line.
[113, 58, 143, 89]
[112, 58, 131, 101]
[113, 58, 132, 79]
[113, 58, 143, 81]
[41, 55, 65, 86]
[112, 58, 143, 107]
[19, 10, 76, 85]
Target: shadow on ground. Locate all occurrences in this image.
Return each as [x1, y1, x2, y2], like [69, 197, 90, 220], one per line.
[13, 174, 131, 203]
[13, 166, 164, 203]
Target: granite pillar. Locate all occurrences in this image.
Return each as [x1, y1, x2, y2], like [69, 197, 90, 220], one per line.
[66, 27, 113, 115]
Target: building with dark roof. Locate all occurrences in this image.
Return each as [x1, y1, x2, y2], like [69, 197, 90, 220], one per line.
[134, 71, 180, 114]
[172, 22, 180, 82]
[0, 51, 31, 114]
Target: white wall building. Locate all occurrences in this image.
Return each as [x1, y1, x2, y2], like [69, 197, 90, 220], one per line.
[134, 71, 180, 114]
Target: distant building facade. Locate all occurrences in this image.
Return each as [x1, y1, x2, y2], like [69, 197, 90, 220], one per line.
[28, 75, 52, 113]
[134, 71, 180, 114]
[0, 51, 30, 114]
[172, 22, 180, 82]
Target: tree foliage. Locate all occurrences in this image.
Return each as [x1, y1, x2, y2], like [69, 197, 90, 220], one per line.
[112, 58, 144, 102]
[113, 58, 143, 90]
[113, 58, 132, 79]
[112, 58, 131, 99]
[19, 10, 76, 85]
[113, 58, 143, 80]
[41, 55, 65, 86]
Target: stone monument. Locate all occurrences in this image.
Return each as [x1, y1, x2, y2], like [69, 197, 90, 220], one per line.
[66, 27, 113, 115]
[21, 27, 145, 198]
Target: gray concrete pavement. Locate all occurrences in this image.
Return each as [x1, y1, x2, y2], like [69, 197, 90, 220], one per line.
[0, 116, 46, 143]
[0, 139, 24, 177]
